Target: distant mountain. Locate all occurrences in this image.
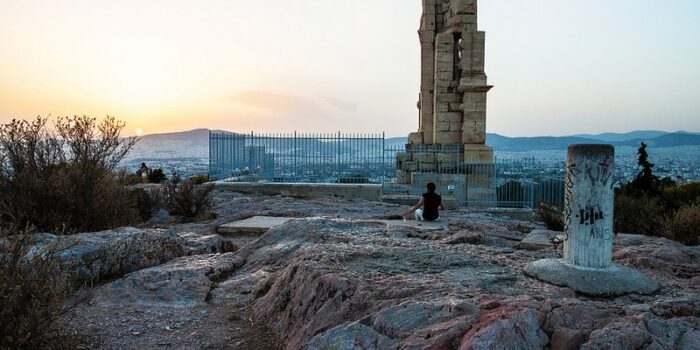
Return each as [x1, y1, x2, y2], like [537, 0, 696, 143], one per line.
[386, 137, 407, 147]
[486, 131, 700, 151]
[127, 129, 700, 156]
[572, 130, 669, 142]
[486, 133, 605, 151]
[138, 128, 212, 143]
[618, 132, 700, 148]
[126, 129, 213, 161]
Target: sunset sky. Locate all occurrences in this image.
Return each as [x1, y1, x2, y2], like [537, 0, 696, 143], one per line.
[1, 0, 699, 137]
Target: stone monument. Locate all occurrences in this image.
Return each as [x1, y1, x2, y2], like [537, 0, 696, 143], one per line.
[396, 0, 494, 205]
[525, 144, 659, 296]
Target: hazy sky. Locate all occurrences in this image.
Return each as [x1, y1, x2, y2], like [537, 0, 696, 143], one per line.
[1, 0, 699, 137]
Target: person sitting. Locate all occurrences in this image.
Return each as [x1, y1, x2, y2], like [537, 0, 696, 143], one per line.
[138, 162, 151, 183]
[402, 182, 444, 221]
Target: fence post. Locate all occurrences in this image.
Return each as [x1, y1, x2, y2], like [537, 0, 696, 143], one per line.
[336, 131, 340, 182]
[382, 132, 386, 185]
[530, 158, 536, 208]
[208, 130, 212, 180]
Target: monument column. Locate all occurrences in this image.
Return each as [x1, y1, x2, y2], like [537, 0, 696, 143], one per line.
[396, 0, 495, 206]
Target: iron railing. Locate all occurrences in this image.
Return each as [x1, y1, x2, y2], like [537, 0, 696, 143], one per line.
[209, 131, 386, 183]
[209, 131, 565, 208]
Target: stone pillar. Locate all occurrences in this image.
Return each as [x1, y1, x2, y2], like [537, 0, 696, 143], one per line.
[563, 144, 614, 269]
[524, 144, 659, 297]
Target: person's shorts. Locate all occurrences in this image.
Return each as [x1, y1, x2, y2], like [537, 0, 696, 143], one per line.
[415, 209, 439, 221]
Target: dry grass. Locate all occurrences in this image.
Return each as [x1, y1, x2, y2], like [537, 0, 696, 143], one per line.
[664, 205, 700, 246]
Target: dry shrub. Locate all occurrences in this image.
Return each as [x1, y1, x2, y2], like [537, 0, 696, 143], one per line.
[664, 205, 700, 246]
[614, 194, 666, 235]
[0, 231, 77, 349]
[131, 187, 163, 221]
[537, 203, 564, 231]
[148, 168, 167, 184]
[165, 172, 213, 220]
[117, 168, 142, 186]
[189, 174, 209, 185]
[0, 116, 138, 233]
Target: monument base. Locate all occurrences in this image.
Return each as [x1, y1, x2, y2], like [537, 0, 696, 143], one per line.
[524, 259, 659, 297]
[462, 144, 494, 163]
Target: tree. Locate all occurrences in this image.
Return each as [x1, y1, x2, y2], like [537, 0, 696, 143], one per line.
[623, 142, 661, 197]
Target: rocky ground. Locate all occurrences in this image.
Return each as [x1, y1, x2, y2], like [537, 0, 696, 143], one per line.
[26, 190, 700, 349]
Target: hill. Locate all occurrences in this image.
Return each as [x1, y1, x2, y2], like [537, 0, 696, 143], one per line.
[487, 131, 700, 151]
[571, 130, 669, 142]
[128, 129, 700, 156]
[618, 132, 700, 148]
[138, 128, 212, 143]
[486, 133, 605, 151]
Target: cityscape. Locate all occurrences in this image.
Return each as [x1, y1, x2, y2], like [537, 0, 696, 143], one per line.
[121, 129, 700, 185]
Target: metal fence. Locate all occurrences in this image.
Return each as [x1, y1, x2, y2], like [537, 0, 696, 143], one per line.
[209, 131, 565, 208]
[380, 156, 561, 209]
[209, 131, 386, 183]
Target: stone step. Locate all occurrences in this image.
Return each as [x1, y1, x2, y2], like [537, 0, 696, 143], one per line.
[217, 216, 294, 236]
[516, 230, 561, 250]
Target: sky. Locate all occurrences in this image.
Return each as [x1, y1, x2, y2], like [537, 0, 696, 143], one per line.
[0, 0, 699, 137]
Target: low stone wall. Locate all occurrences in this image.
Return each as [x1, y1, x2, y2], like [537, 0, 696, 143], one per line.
[212, 181, 382, 201]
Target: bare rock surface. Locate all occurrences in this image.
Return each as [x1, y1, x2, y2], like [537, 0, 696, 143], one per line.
[92, 253, 244, 307]
[56, 192, 699, 349]
[22, 227, 232, 286]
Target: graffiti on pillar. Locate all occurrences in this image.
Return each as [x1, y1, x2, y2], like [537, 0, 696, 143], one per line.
[576, 205, 611, 239]
[576, 205, 605, 225]
[589, 227, 613, 240]
[563, 163, 580, 240]
[587, 155, 613, 187]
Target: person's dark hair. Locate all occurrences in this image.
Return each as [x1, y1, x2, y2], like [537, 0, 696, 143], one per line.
[427, 182, 436, 192]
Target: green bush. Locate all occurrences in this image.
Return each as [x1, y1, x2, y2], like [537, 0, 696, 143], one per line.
[614, 193, 667, 235]
[165, 172, 213, 220]
[0, 116, 138, 233]
[148, 168, 166, 184]
[537, 203, 565, 231]
[0, 231, 76, 349]
[663, 182, 700, 210]
[664, 205, 700, 246]
[189, 174, 209, 185]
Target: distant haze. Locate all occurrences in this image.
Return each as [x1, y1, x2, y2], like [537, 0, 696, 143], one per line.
[1, 0, 699, 137]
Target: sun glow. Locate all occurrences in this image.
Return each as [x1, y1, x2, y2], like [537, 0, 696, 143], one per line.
[135, 128, 143, 136]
